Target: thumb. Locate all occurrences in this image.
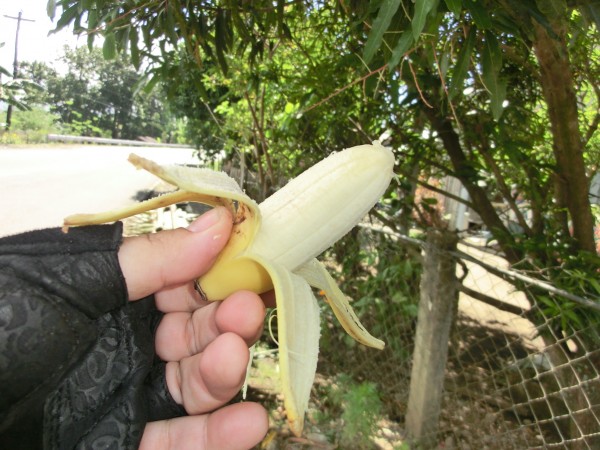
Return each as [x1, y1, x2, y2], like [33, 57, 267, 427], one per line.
[118, 207, 233, 300]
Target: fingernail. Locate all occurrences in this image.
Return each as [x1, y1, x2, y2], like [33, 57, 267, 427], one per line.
[187, 207, 228, 233]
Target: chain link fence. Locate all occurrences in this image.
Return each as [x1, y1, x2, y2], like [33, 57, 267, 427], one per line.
[313, 223, 600, 450]
[123, 195, 600, 449]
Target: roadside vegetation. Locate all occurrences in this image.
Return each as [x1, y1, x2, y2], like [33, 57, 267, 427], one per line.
[1, 47, 186, 144]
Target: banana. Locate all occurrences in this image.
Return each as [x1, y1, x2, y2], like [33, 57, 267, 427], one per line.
[64, 141, 395, 436]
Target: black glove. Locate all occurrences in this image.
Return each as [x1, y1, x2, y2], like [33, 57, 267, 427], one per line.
[0, 224, 185, 450]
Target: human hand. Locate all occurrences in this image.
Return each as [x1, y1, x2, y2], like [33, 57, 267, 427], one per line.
[118, 206, 269, 450]
[0, 207, 269, 449]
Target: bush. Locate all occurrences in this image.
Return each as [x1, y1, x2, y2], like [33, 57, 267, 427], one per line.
[1, 107, 61, 143]
[12, 107, 59, 131]
[328, 374, 383, 449]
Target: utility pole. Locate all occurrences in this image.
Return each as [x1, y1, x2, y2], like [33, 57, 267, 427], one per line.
[4, 11, 35, 130]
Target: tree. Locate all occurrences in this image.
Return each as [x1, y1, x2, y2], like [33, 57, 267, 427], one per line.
[162, 3, 398, 198]
[344, 1, 599, 443]
[49, 0, 300, 87]
[0, 43, 42, 128]
[50, 0, 599, 272]
[344, 0, 599, 273]
[20, 46, 175, 140]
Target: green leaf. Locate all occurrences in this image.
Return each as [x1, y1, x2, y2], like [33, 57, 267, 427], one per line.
[444, 0, 462, 17]
[448, 27, 475, 99]
[363, 0, 402, 64]
[277, 0, 286, 38]
[87, 32, 95, 51]
[514, 2, 558, 39]
[439, 47, 450, 79]
[165, 7, 179, 45]
[55, 4, 79, 32]
[492, 11, 522, 36]
[88, 9, 98, 29]
[489, 78, 507, 120]
[142, 72, 161, 94]
[281, 22, 293, 40]
[412, 0, 437, 41]
[482, 30, 502, 74]
[535, 0, 567, 20]
[47, 0, 56, 20]
[130, 27, 140, 69]
[588, 278, 600, 295]
[481, 31, 506, 120]
[117, 28, 129, 52]
[215, 8, 230, 74]
[232, 10, 251, 41]
[464, 0, 492, 29]
[102, 33, 116, 60]
[284, 102, 296, 114]
[388, 29, 414, 70]
[580, 2, 600, 30]
[561, 304, 583, 329]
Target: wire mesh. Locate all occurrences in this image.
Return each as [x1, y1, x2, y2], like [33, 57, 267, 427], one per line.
[317, 224, 600, 449]
[124, 201, 600, 449]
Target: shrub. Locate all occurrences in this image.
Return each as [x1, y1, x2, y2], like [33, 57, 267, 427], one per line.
[329, 374, 383, 449]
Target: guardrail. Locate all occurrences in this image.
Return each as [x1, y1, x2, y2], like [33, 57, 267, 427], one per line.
[47, 134, 194, 149]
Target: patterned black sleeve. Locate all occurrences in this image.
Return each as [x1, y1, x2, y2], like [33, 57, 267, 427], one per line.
[0, 224, 185, 450]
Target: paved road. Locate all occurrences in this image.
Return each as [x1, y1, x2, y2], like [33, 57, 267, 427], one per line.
[1, 145, 199, 237]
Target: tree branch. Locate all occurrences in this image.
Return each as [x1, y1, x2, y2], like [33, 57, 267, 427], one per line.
[478, 148, 533, 237]
[458, 284, 528, 317]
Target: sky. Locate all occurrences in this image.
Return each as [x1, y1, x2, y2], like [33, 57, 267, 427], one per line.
[0, 0, 83, 72]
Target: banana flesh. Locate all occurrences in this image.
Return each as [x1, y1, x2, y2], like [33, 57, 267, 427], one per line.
[63, 141, 395, 436]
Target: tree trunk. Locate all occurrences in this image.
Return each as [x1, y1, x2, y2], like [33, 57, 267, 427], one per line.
[531, 17, 595, 253]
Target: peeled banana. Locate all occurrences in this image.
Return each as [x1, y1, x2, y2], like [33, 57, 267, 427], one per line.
[64, 141, 395, 436]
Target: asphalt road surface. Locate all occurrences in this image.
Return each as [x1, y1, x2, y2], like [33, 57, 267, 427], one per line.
[1, 144, 199, 237]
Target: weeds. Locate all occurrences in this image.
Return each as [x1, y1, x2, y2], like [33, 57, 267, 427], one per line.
[327, 374, 383, 449]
